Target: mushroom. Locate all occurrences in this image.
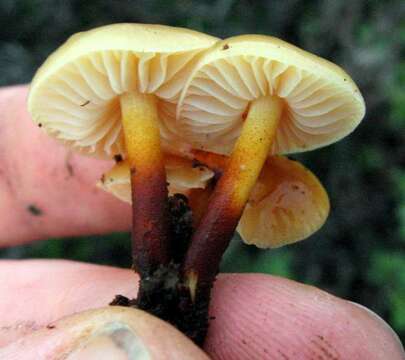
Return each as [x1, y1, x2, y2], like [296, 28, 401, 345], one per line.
[176, 35, 365, 155]
[174, 34, 365, 340]
[99, 152, 329, 249]
[98, 154, 214, 203]
[28, 27, 365, 345]
[28, 23, 218, 321]
[237, 155, 329, 248]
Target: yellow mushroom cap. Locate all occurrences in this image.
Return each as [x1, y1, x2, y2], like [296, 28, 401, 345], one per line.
[177, 35, 366, 155]
[237, 156, 330, 248]
[97, 155, 214, 203]
[100, 151, 329, 248]
[28, 23, 218, 158]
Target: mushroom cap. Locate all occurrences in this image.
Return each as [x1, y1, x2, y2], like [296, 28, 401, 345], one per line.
[237, 156, 330, 248]
[100, 151, 329, 248]
[28, 23, 218, 158]
[176, 35, 366, 155]
[97, 155, 214, 203]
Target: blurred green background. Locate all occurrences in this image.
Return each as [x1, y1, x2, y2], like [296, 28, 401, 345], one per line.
[1, 0, 404, 342]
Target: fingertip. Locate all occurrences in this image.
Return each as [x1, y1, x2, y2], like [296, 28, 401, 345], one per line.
[206, 274, 404, 360]
[1, 262, 402, 359]
[347, 301, 404, 358]
[0, 307, 209, 360]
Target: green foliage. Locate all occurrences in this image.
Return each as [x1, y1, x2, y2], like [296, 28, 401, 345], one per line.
[390, 63, 405, 130]
[0, 0, 404, 343]
[393, 170, 405, 241]
[368, 250, 405, 331]
[2, 233, 132, 267]
[221, 236, 294, 278]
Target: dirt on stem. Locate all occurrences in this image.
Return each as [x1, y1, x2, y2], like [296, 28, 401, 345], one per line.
[110, 193, 210, 345]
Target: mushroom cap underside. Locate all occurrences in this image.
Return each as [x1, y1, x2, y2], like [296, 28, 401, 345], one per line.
[176, 35, 366, 155]
[97, 155, 214, 203]
[28, 23, 218, 158]
[100, 154, 329, 248]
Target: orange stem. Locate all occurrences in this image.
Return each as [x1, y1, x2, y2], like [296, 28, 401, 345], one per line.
[120, 92, 170, 275]
[183, 95, 283, 299]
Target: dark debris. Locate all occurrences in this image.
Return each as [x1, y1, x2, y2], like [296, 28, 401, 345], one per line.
[27, 204, 43, 216]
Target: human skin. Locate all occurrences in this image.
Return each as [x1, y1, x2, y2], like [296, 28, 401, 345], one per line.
[0, 85, 403, 359]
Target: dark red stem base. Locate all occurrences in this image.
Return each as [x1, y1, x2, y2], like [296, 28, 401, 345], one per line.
[111, 193, 211, 344]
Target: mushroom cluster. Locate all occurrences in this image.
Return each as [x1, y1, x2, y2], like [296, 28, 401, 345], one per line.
[28, 24, 365, 345]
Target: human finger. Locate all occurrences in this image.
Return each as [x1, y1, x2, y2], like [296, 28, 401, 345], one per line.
[0, 260, 403, 359]
[0, 306, 208, 360]
[0, 85, 131, 247]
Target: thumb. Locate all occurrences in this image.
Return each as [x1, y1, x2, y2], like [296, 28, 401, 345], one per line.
[0, 307, 209, 360]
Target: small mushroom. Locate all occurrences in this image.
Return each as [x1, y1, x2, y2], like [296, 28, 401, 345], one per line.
[28, 28, 365, 345]
[99, 152, 329, 249]
[237, 155, 329, 248]
[175, 35, 365, 339]
[97, 154, 214, 203]
[28, 24, 218, 327]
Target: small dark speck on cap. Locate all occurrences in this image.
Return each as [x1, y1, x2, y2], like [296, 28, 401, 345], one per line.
[27, 204, 43, 216]
[222, 44, 230, 50]
[80, 100, 90, 107]
[38, 123, 42, 128]
[114, 154, 123, 163]
[192, 159, 203, 168]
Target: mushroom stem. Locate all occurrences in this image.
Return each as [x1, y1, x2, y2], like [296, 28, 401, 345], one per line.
[187, 151, 226, 227]
[188, 183, 215, 228]
[120, 92, 170, 276]
[181, 95, 283, 338]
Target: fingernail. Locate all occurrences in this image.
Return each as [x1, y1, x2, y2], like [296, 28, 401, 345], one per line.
[67, 322, 151, 360]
